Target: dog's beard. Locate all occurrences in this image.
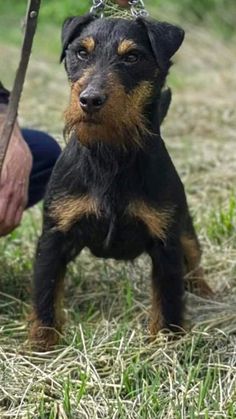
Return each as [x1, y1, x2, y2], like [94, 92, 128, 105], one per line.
[64, 110, 148, 148]
[64, 78, 154, 148]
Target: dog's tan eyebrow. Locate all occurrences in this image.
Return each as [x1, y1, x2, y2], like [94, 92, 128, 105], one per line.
[117, 39, 137, 55]
[80, 37, 95, 52]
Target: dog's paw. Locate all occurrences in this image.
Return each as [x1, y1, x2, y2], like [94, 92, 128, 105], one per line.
[28, 314, 61, 351]
[149, 317, 186, 341]
[186, 278, 214, 299]
[195, 279, 214, 298]
[149, 317, 165, 339]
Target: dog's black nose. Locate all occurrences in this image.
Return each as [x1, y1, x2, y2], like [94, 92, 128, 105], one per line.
[80, 89, 107, 113]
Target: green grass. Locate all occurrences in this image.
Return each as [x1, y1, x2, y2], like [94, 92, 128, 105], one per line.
[0, 0, 235, 26]
[0, 0, 235, 50]
[207, 195, 236, 244]
[0, 3, 236, 418]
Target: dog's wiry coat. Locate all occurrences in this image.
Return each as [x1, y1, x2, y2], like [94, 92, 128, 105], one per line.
[65, 75, 153, 147]
[29, 14, 213, 349]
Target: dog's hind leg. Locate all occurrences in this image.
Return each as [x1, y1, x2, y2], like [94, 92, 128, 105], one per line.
[149, 239, 184, 335]
[181, 217, 213, 298]
[29, 229, 79, 350]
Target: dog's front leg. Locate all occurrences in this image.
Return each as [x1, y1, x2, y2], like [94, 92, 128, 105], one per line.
[149, 239, 184, 336]
[29, 229, 76, 350]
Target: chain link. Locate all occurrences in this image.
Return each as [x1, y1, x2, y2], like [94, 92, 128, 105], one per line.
[128, 0, 149, 17]
[90, 0, 105, 17]
[90, 0, 149, 18]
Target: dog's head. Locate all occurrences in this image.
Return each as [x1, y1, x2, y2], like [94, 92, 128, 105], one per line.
[61, 14, 184, 147]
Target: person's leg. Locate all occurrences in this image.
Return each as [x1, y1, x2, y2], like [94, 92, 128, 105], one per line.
[21, 129, 61, 208]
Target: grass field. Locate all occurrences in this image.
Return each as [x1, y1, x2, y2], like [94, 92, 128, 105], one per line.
[0, 2, 236, 418]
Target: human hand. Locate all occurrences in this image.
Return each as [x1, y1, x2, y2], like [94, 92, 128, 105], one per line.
[116, 0, 130, 7]
[0, 113, 32, 236]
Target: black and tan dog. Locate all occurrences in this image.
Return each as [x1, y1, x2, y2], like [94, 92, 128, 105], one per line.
[29, 14, 213, 349]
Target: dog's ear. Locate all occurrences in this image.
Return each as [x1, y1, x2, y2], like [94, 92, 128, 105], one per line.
[138, 18, 185, 70]
[60, 13, 96, 62]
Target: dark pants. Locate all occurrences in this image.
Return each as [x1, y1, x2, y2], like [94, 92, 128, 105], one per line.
[22, 129, 61, 208]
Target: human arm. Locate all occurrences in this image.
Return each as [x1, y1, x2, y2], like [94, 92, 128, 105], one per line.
[0, 100, 32, 236]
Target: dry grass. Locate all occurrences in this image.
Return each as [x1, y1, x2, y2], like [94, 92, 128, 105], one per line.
[0, 21, 236, 418]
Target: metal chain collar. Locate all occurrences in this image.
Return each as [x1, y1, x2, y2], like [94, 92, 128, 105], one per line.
[90, 0, 105, 17]
[90, 0, 149, 18]
[129, 0, 149, 17]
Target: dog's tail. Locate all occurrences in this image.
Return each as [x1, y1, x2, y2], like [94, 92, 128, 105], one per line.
[159, 88, 172, 125]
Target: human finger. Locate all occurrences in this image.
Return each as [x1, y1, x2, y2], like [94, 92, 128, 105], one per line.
[116, 0, 129, 8]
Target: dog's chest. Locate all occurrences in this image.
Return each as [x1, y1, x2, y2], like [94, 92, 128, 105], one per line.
[50, 191, 171, 260]
[83, 207, 150, 260]
[49, 144, 172, 259]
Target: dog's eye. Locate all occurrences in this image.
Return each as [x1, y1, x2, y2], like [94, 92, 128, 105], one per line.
[77, 48, 89, 60]
[123, 53, 139, 64]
